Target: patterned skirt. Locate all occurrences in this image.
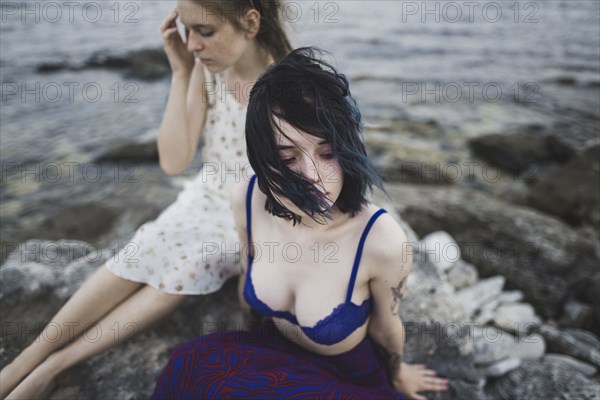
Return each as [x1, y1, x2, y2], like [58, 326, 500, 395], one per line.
[152, 320, 405, 399]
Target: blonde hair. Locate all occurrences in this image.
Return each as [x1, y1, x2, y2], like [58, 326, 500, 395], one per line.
[195, 0, 292, 61]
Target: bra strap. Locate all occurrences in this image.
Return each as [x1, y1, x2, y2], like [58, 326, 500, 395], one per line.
[245, 175, 257, 259]
[346, 208, 388, 303]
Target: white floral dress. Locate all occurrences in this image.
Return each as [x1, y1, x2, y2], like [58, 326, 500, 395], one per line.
[105, 71, 252, 294]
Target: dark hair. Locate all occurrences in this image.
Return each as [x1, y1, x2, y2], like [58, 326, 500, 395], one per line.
[194, 0, 292, 62]
[246, 47, 386, 225]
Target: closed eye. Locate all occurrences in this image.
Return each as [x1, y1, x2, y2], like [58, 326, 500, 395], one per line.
[195, 28, 214, 37]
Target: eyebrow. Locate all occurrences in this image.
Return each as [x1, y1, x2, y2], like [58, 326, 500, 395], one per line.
[277, 140, 329, 150]
[190, 23, 213, 30]
[178, 17, 212, 30]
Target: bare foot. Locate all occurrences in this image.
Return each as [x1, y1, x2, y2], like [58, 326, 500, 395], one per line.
[5, 356, 61, 400]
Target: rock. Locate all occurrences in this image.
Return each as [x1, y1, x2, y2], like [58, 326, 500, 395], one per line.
[421, 231, 461, 272]
[559, 299, 596, 330]
[36, 48, 170, 81]
[553, 76, 578, 86]
[0, 242, 243, 400]
[1, 164, 180, 265]
[473, 299, 499, 325]
[383, 182, 600, 332]
[403, 321, 486, 400]
[472, 326, 545, 365]
[401, 247, 470, 329]
[528, 144, 600, 230]
[0, 241, 107, 307]
[540, 324, 600, 367]
[544, 354, 598, 377]
[469, 133, 576, 174]
[493, 303, 542, 334]
[36, 203, 120, 244]
[376, 158, 456, 184]
[497, 290, 524, 304]
[585, 272, 600, 331]
[455, 276, 505, 317]
[485, 358, 600, 400]
[37, 61, 68, 73]
[473, 326, 510, 364]
[95, 141, 159, 163]
[515, 333, 546, 360]
[83, 48, 170, 81]
[365, 130, 457, 185]
[480, 357, 521, 377]
[587, 272, 600, 307]
[446, 259, 479, 291]
[369, 189, 420, 246]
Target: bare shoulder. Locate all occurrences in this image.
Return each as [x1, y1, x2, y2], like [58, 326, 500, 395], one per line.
[230, 179, 250, 210]
[362, 206, 413, 280]
[230, 178, 253, 229]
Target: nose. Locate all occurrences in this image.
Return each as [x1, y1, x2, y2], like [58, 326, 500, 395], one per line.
[300, 157, 321, 184]
[186, 31, 205, 53]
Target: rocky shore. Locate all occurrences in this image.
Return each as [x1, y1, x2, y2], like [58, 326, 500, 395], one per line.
[1, 46, 599, 399]
[2, 124, 599, 398]
[2, 228, 599, 399]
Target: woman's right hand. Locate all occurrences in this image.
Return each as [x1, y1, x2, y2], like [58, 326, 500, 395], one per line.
[392, 363, 448, 400]
[160, 8, 194, 76]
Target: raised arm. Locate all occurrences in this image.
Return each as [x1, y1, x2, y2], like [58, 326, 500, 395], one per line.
[157, 60, 209, 175]
[367, 215, 448, 400]
[158, 10, 209, 175]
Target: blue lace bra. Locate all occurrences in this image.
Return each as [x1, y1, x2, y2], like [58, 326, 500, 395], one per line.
[243, 175, 388, 346]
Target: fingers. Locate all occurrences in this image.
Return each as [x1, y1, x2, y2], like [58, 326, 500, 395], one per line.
[418, 375, 448, 393]
[160, 8, 178, 33]
[416, 366, 448, 392]
[162, 27, 178, 41]
[426, 377, 449, 391]
[404, 364, 449, 395]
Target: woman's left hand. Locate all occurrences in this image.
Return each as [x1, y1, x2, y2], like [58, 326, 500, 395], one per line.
[392, 362, 448, 400]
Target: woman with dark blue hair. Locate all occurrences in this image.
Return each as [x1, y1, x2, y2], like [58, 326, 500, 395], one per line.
[152, 47, 449, 400]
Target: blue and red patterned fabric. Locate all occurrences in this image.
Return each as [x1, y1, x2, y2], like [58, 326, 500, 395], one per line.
[152, 320, 404, 399]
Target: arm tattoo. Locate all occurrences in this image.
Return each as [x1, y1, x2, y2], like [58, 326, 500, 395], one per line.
[390, 276, 407, 315]
[374, 342, 403, 377]
[387, 352, 403, 377]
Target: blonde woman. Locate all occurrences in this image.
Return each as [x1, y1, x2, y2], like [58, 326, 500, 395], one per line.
[1, 1, 292, 398]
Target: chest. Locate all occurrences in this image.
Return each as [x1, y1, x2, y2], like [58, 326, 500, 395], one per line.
[248, 225, 372, 327]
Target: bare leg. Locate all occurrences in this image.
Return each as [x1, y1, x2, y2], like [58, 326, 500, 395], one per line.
[6, 285, 188, 400]
[0, 266, 143, 398]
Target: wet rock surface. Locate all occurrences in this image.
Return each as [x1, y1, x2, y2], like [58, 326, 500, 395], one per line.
[382, 182, 600, 334]
[527, 144, 600, 230]
[37, 48, 170, 81]
[3, 214, 599, 399]
[468, 133, 576, 174]
[2, 108, 598, 399]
